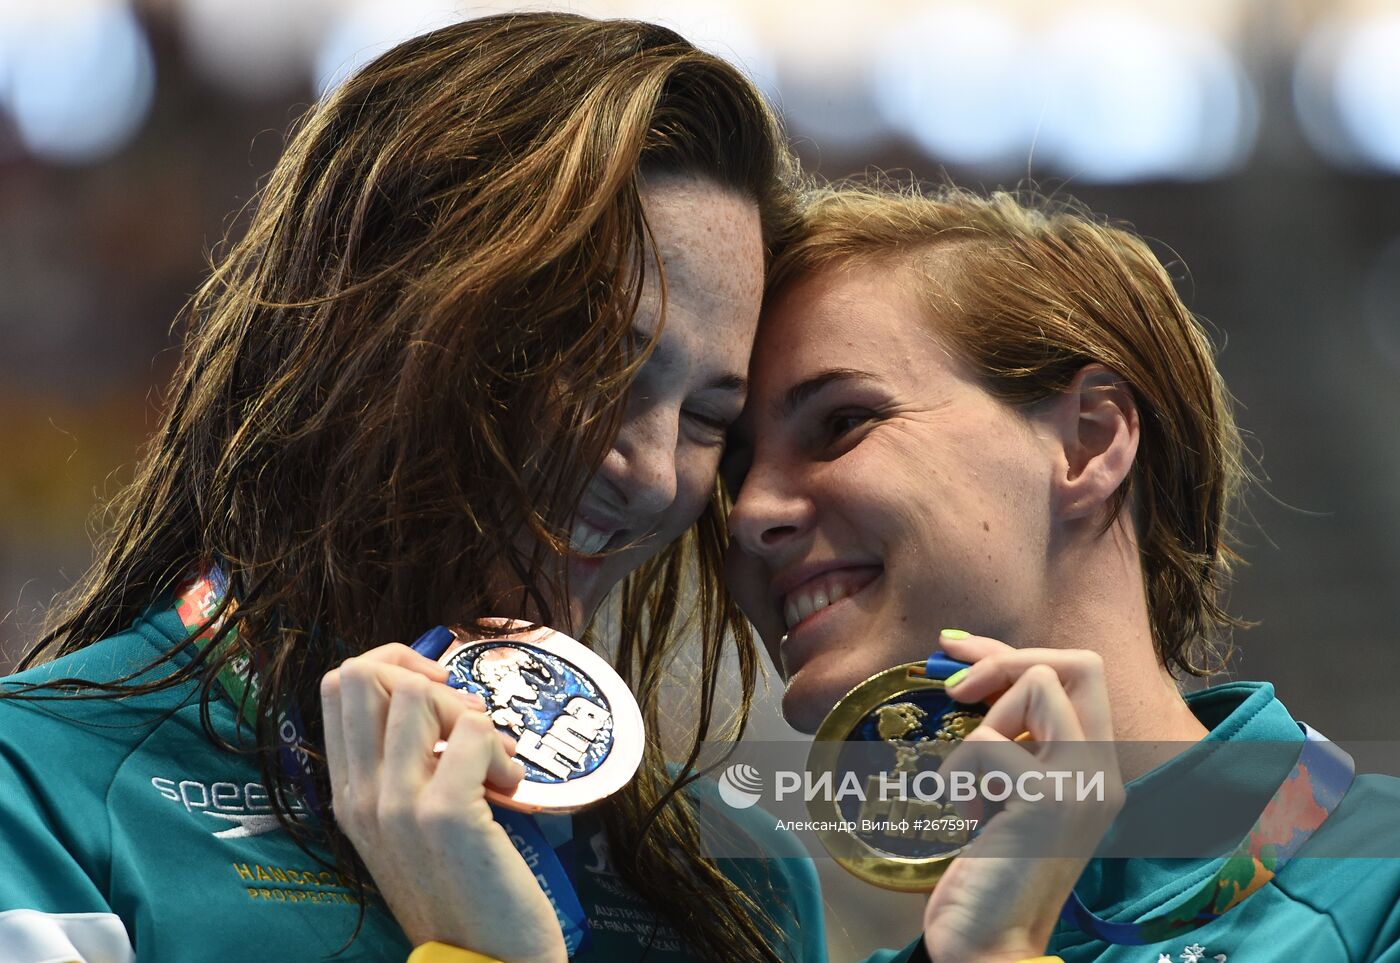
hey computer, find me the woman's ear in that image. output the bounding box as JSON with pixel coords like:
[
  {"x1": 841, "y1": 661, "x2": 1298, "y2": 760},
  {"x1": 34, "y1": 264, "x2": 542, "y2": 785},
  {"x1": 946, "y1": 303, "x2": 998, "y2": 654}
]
[{"x1": 1046, "y1": 363, "x2": 1140, "y2": 522}]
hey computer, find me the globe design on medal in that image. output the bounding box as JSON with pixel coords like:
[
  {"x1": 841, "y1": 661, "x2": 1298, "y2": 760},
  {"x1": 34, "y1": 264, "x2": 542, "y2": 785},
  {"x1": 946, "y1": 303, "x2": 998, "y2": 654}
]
[
  {"x1": 444, "y1": 641, "x2": 614, "y2": 783},
  {"x1": 835, "y1": 686, "x2": 984, "y2": 859}
]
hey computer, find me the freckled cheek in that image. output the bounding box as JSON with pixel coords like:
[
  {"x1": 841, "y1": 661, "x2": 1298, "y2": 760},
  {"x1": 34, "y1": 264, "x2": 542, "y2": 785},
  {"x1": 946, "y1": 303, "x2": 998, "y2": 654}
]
[
  {"x1": 978, "y1": 454, "x2": 1051, "y2": 550},
  {"x1": 843, "y1": 463, "x2": 982, "y2": 568}
]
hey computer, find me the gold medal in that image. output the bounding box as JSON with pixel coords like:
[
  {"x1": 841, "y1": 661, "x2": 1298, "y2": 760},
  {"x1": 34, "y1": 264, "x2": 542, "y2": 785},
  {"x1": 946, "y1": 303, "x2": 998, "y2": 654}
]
[
  {"x1": 807, "y1": 659, "x2": 988, "y2": 891},
  {"x1": 436, "y1": 620, "x2": 644, "y2": 814}
]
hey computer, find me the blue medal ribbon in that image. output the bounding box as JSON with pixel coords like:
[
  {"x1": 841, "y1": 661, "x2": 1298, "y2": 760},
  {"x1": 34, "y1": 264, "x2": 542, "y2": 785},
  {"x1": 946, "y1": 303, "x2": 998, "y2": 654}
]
[
  {"x1": 413, "y1": 625, "x2": 594, "y2": 957},
  {"x1": 491, "y1": 808, "x2": 592, "y2": 956},
  {"x1": 924, "y1": 653, "x2": 972, "y2": 681}
]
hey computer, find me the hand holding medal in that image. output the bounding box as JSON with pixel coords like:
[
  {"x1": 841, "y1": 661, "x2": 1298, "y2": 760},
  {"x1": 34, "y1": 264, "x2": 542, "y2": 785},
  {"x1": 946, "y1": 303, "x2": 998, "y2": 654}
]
[
  {"x1": 915, "y1": 630, "x2": 1124, "y2": 963},
  {"x1": 320, "y1": 641, "x2": 570, "y2": 963}
]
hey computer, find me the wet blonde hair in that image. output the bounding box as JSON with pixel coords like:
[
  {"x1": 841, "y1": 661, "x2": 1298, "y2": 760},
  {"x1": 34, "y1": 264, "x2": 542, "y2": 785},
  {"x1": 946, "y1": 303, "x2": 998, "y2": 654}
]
[{"x1": 770, "y1": 184, "x2": 1248, "y2": 676}]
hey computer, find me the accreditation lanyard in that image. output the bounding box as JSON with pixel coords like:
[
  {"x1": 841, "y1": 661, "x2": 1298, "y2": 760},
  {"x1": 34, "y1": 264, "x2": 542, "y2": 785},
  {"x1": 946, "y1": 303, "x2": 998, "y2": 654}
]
[
  {"x1": 493, "y1": 808, "x2": 591, "y2": 956},
  {"x1": 1059, "y1": 721, "x2": 1354, "y2": 945},
  {"x1": 410, "y1": 625, "x2": 593, "y2": 957},
  {"x1": 173, "y1": 568, "x2": 323, "y2": 818}
]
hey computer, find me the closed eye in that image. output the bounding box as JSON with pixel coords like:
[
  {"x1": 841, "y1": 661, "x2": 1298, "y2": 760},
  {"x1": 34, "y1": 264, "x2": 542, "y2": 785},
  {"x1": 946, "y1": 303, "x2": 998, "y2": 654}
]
[{"x1": 684, "y1": 408, "x2": 736, "y2": 446}]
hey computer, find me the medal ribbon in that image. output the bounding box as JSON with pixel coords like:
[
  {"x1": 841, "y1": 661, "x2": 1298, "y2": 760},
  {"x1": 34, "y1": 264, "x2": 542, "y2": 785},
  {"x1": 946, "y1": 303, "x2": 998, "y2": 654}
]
[
  {"x1": 412, "y1": 626, "x2": 592, "y2": 957},
  {"x1": 491, "y1": 808, "x2": 591, "y2": 956}
]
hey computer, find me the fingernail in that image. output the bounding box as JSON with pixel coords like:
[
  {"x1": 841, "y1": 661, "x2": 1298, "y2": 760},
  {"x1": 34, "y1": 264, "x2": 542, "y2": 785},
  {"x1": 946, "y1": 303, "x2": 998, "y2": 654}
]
[
  {"x1": 943, "y1": 668, "x2": 969, "y2": 689},
  {"x1": 940, "y1": 628, "x2": 970, "y2": 640},
  {"x1": 457, "y1": 688, "x2": 485, "y2": 706}
]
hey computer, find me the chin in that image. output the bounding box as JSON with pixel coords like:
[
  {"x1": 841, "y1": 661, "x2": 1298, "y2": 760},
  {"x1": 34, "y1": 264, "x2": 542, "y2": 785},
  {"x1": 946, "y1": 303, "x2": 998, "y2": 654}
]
[{"x1": 780, "y1": 667, "x2": 859, "y2": 735}]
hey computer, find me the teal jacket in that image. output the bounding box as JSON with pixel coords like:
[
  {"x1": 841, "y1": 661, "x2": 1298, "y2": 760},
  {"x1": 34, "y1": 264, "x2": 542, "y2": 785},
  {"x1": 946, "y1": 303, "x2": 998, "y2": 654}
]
[
  {"x1": 0, "y1": 605, "x2": 826, "y2": 962},
  {"x1": 872, "y1": 681, "x2": 1400, "y2": 962},
  {"x1": 7, "y1": 601, "x2": 1395, "y2": 962},
  {"x1": 1049, "y1": 681, "x2": 1400, "y2": 962},
  {"x1": 879, "y1": 677, "x2": 1400, "y2": 963}
]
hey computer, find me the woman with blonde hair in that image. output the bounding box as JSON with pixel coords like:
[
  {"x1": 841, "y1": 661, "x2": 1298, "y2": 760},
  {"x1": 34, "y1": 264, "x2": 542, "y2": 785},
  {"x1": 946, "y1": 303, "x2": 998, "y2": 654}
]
[
  {"x1": 726, "y1": 184, "x2": 1400, "y2": 961},
  {"x1": 0, "y1": 14, "x2": 822, "y2": 963}
]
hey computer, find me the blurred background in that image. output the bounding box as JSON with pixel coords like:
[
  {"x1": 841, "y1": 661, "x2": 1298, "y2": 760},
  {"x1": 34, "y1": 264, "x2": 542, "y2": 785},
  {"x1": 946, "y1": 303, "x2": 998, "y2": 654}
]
[{"x1": 1, "y1": 0, "x2": 1398, "y2": 957}]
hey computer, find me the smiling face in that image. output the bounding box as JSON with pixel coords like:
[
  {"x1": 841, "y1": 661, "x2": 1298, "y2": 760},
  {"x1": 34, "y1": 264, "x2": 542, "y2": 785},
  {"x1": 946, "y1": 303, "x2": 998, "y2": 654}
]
[
  {"x1": 545, "y1": 174, "x2": 765, "y2": 630},
  {"x1": 725, "y1": 259, "x2": 1064, "y2": 732}
]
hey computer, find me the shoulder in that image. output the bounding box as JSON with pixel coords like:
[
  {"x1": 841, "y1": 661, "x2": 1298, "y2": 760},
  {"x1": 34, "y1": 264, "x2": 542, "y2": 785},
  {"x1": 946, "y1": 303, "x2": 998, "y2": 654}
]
[
  {"x1": 1290, "y1": 770, "x2": 1400, "y2": 863},
  {"x1": 1271, "y1": 773, "x2": 1400, "y2": 960},
  {"x1": 6, "y1": 617, "x2": 172, "y2": 689},
  {"x1": 1239, "y1": 694, "x2": 1400, "y2": 957},
  {"x1": 0, "y1": 610, "x2": 204, "y2": 785},
  {"x1": 0, "y1": 618, "x2": 189, "y2": 921}
]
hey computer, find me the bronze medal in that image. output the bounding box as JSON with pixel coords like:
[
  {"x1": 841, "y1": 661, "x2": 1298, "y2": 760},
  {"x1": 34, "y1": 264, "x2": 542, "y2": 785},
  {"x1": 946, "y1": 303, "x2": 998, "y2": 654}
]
[{"x1": 437, "y1": 620, "x2": 644, "y2": 814}]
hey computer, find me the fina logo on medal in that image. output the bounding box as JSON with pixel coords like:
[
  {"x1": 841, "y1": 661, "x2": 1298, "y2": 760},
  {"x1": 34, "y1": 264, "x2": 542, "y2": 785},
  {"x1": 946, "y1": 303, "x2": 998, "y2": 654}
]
[
  {"x1": 446, "y1": 641, "x2": 614, "y2": 781},
  {"x1": 438, "y1": 622, "x2": 645, "y2": 814},
  {"x1": 717, "y1": 763, "x2": 764, "y2": 810}
]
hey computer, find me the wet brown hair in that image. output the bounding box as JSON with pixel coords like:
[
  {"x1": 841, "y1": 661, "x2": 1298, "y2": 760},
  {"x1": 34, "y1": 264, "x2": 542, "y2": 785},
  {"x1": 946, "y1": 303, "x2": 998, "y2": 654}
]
[
  {"x1": 769, "y1": 183, "x2": 1248, "y2": 677},
  {"x1": 16, "y1": 14, "x2": 798, "y2": 961}
]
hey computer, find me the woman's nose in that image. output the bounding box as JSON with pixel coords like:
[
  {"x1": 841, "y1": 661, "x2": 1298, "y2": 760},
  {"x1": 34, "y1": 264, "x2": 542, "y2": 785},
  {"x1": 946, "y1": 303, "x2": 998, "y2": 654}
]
[
  {"x1": 596, "y1": 403, "x2": 679, "y2": 516},
  {"x1": 727, "y1": 461, "x2": 813, "y2": 558}
]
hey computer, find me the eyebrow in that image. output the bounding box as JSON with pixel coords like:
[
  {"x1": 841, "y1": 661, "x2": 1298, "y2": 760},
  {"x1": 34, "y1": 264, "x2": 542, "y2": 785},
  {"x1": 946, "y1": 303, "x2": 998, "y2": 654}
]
[{"x1": 775, "y1": 368, "x2": 870, "y2": 419}]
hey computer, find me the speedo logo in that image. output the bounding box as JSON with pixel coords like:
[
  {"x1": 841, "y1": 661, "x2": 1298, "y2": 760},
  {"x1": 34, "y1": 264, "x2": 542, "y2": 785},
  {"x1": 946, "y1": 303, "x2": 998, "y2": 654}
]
[{"x1": 150, "y1": 776, "x2": 309, "y2": 839}]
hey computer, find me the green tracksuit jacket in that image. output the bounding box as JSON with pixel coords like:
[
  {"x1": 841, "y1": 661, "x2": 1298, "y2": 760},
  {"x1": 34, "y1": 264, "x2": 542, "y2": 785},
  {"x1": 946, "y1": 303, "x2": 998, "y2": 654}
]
[
  {"x1": 873, "y1": 681, "x2": 1400, "y2": 963},
  {"x1": 0, "y1": 604, "x2": 826, "y2": 962}
]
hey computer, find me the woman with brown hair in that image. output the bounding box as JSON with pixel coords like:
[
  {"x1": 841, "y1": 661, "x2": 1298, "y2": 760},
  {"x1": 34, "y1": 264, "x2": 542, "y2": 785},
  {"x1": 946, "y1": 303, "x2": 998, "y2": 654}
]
[
  {"x1": 725, "y1": 185, "x2": 1400, "y2": 961},
  {"x1": 0, "y1": 14, "x2": 817, "y2": 963}
]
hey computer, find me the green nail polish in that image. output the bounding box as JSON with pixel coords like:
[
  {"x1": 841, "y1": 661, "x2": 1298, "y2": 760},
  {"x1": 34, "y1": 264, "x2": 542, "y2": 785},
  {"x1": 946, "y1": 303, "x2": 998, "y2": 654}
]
[
  {"x1": 943, "y1": 668, "x2": 969, "y2": 688},
  {"x1": 941, "y1": 628, "x2": 970, "y2": 640}
]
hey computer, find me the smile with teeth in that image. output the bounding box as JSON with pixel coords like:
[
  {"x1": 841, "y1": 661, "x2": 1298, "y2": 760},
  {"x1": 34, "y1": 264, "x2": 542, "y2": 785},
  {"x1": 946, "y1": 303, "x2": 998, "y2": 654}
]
[
  {"x1": 569, "y1": 518, "x2": 616, "y2": 555},
  {"x1": 782, "y1": 568, "x2": 879, "y2": 630}
]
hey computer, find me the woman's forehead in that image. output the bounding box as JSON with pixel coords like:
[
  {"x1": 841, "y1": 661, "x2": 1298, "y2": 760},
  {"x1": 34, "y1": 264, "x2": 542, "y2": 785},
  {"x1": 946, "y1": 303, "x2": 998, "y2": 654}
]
[{"x1": 751, "y1": 266, "x2": 930, "y2": 385}]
